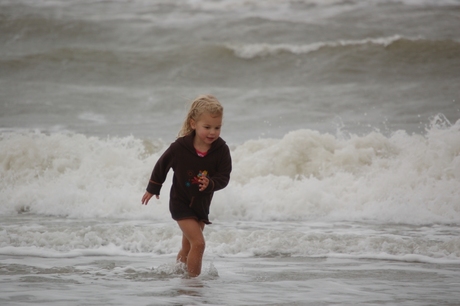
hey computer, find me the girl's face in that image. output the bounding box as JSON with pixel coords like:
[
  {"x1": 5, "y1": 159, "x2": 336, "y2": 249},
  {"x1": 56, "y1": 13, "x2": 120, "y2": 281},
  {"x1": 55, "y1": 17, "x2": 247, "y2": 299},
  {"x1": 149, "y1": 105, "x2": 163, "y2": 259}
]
[{"x1": 190, "y1": 112, "x2": 222, "y2": 148}]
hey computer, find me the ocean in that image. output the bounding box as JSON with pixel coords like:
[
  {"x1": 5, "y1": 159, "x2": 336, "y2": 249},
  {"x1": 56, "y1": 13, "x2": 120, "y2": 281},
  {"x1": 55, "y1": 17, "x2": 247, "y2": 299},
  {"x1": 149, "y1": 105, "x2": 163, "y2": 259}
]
[{"x1": 1, "y1": 0, "x2": 460, "y2": 305}]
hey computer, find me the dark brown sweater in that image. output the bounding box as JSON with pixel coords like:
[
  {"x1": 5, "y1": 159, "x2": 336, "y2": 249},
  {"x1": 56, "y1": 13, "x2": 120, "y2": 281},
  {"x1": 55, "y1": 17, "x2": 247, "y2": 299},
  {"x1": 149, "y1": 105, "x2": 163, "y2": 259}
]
[{"x1": 146, "y1": 132, "x2": 232, "y2": 224}]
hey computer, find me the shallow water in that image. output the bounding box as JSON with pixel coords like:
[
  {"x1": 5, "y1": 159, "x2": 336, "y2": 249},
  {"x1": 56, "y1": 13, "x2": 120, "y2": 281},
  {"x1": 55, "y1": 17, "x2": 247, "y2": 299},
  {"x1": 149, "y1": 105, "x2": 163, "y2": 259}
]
[
  {"x1": 2, "y1": 245, "x2": 460, "y2": 305},
  {"x1": 1, "y1": 216, "x2": 460, "y2": 305}
]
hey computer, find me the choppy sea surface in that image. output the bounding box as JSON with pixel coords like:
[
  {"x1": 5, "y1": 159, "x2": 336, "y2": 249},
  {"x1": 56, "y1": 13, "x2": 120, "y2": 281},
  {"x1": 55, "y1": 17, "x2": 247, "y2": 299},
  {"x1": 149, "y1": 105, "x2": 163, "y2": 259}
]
[{"x1": 1, "y1": 0, "x2": 460, "y2": 305}]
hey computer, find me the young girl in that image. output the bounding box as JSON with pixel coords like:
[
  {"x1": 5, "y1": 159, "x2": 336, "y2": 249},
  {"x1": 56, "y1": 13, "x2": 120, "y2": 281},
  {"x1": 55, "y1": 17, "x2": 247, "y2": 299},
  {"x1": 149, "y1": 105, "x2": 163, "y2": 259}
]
[{"x1": 141, "y1": 94, "x2": 232, "y2": 277}]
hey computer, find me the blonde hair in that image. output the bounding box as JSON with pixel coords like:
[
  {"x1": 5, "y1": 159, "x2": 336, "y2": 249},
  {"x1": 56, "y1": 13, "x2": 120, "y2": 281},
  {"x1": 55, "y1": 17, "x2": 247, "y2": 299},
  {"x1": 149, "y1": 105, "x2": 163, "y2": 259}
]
[{"x1": 178, "y1": 94, "x2": 223, "y2": 137}]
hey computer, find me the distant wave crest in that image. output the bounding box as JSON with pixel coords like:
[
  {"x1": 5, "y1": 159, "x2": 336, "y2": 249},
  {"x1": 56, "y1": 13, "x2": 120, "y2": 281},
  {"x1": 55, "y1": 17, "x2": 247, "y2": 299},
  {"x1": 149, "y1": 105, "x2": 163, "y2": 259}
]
[{"x1": 227, "y1": 35, "x2": 417, "y2": 59}]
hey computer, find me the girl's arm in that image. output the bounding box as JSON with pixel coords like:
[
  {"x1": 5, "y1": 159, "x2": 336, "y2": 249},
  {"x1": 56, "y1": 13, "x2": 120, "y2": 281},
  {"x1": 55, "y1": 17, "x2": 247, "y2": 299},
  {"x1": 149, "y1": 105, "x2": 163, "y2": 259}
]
[{"x1": 145, "y1": 145, "x2": 175, "y2": 196}]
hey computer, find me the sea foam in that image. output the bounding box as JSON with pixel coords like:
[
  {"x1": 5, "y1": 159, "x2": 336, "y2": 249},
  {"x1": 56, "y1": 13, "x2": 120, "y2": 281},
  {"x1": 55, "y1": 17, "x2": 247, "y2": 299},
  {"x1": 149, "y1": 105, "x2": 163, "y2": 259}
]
[
  {"x1": 1, "y1": 116, "x2": 459, "y2": 224},
  {"x1": 226, "y1": 35, "x2": 406, "y2": 59}
]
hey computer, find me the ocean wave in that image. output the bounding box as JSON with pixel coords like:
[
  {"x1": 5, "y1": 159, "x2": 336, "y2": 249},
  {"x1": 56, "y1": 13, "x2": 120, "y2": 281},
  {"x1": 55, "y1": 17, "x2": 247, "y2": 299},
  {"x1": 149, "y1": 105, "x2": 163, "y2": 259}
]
[
  {"x1": 1, "y1": 220, "x2": 459, "y2": 261},
  {"x1": 184, "y1": 0, "x2": 460, "y2": 10},
  {"x1": 3, "y1": 36, "x2": 458, "y2": 87},
  {"x1": 1, "y1": 115, "x2": 459, "y2": 224},
  {"x1": 4, "y1": 0, "x2": 459, "y2": 9},
  {"x1": 216, "y1": 115, "x2": 460, "y2": 224},
  {"x1": 226, "y1": 36, "x2": 460, "y2": 59},
  {"x1": 0, "y1": 131, "x2": 168, "y2": 218}
]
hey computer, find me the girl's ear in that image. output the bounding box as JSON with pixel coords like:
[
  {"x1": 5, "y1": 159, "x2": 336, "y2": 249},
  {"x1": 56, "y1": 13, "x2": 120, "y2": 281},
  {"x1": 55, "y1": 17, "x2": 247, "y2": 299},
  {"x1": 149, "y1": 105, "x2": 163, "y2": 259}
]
[{"x1": 190, "y1": 119, "x2": 196, "y2": 130}]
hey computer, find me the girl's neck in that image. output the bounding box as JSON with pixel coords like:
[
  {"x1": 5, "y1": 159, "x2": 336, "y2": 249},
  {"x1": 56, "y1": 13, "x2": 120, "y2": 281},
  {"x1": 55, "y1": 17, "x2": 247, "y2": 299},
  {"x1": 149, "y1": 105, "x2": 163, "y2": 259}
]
[{"x1": 193, "y1": 137, "x2": 211, "y2": 152}]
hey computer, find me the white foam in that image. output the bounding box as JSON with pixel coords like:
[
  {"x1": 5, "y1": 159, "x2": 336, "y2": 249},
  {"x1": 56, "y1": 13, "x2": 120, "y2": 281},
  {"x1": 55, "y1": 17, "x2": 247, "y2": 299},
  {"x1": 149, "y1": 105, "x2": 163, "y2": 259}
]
[
  {"x1": 212, "y1": 115, "x2": 460, "y2": 224},
  {"x1": 0, "y1": 130, "x2": 170, "y2": 219},
  {"x1": 184, "y1": 0, "x2": 459, "y2": 12},
  {"x1": 1, "y1": 115, "x2": 459, "y2": 224},
  {"x1": 227, "y1": 35, "x2": 406, "y2": 59},
  {"x1": 1, "y1": 219, "x2": 459, "y2": 261},
  {"x1": 317, "y1": 253, "x2": 460, "y2": 265}
]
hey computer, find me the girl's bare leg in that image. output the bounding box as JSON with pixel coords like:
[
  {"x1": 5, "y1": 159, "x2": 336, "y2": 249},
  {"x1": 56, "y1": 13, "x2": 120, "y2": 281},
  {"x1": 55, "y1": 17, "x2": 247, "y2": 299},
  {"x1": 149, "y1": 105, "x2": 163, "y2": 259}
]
[
  {"x1": 176, "y1": 234, "x2": 191, "y2": 265},
  {"x1": 176, "y1": 219, "x2": 205, "y2": 277}
]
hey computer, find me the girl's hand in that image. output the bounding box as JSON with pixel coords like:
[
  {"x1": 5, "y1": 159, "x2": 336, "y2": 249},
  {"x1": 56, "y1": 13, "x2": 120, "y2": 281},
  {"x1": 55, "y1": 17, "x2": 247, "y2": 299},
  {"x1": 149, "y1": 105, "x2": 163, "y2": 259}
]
[
  {"x1": 198, "y1": 176, "x2": 209, "y2": 192},
  {"x1": 141, "y1": 191, "x2": 159, "y2": 205}
]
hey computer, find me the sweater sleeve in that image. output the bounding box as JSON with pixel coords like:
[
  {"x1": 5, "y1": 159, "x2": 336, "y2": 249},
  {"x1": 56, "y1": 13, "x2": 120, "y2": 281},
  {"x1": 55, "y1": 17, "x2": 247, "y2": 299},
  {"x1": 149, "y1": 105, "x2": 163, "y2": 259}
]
[
  {"x1": 146, "y1": 145, "x2": 175, "y2": 195},
  {"x1": 205, "y1": 144, "x2": 232, "y2": 193}
]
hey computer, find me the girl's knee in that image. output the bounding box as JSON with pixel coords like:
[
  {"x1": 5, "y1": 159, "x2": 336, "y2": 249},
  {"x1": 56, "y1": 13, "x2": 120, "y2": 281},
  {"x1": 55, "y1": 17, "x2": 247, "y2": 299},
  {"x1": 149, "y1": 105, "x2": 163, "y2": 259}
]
[
  {"x1": 189, "y1": 237, "x2": 205, "y2": 251},
  {"x1": 195, "y1": 239, "x2": 205, "y2": 251}
]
